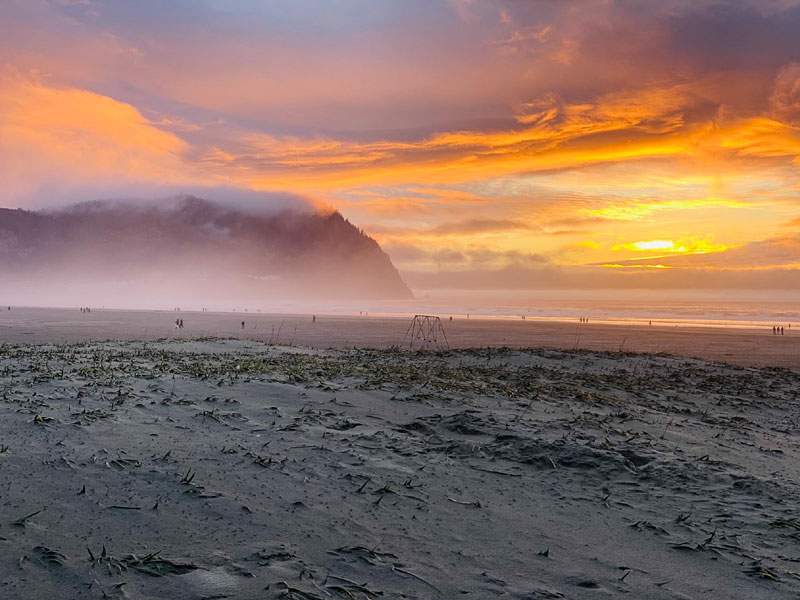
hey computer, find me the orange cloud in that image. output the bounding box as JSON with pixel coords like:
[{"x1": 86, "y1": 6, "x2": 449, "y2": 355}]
[
  {"x1": 195, "y1": 84, "x2": 800, "y2": 195},
  {"x1": 5, "y1": 67, "x2": 799, "y2": 222},
  {"x1": 0, "y1": 69, "x2": 193, "y2": 200},
  {"x1": 585, "y1": 197, "x2": 754, "y2": 221}
]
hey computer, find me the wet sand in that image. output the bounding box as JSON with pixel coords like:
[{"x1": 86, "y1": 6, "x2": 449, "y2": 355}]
[
  {"x1": 2, "y1": 339, "x2": 800, "y2": 599},
  {"x1": 1, "y1": 306, "x2": 798, "y2": 369}
]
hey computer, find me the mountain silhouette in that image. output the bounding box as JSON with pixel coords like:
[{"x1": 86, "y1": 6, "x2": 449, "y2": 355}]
[{"x1": 0, "y1": 196, "x2": 412, "y2": 306}]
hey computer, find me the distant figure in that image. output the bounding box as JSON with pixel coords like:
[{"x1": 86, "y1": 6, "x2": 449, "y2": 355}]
[
  {"x1": 175, "y1": 318, "x2": 180, "y2": 329},
  {"x1": 449, "y1": 316, "x2": 453, "y2": 322},
  {"x1": 781, "y1": 327, "x2": 785, "y2": 335},
  {"x1": 179, "y1": 319, "x2": 184, "y2": 329},
  {"x1": 241, "y1": 320, "x2": 245, "y2": 329},
  {"x1": 649, "y1": 320, "x2": 652, "y2": 326},
  {"x1": 312, "y1": 315, "x2": 316, "y2": 323},
  {"x1": 773, "y1": 326, "x2": 777, "y2": 335}
]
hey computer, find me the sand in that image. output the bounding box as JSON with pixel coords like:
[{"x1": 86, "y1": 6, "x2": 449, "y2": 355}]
[
  {"x1": 1, "y1": 306, "x2": 799, "y2": 369},
  {"x1": 2, "y1": 338, "x2": 800, "y2": 599}
]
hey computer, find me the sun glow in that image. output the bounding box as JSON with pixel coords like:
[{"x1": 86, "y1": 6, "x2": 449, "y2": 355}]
[{"x1": 612, "y1": 239, "x2": 730, "y2": 254}]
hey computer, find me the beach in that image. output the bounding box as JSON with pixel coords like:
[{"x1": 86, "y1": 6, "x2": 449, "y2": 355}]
[
  {"x1": 1, "y1": 335, "x2": 800, "y2": 599},
  {"x1": 1, "y1": 306, "x2": 799, "y2": 369}
]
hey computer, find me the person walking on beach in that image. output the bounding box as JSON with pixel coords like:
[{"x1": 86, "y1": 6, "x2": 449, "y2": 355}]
[
  {"x1": 241, "y1": 320, "x2": 245, "y2": 329},
  {"x1": 312, "y1": 315, "x2": 316, "y2": 323},
  {"x1": 781, "y1": 327, "x2": 785, "y2": 335},
  {"x1": 179, "y1": 319, "x2": 184, "y2": 329}
]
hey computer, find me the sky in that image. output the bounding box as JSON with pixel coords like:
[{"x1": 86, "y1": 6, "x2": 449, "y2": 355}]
[{"x1": 2, "y1": 0, "x2": 800, "y2": 294}]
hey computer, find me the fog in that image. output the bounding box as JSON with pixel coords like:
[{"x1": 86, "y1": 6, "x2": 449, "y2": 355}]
[{"x1": 0, "y1": 195, "x2": 411, "y2": 309}]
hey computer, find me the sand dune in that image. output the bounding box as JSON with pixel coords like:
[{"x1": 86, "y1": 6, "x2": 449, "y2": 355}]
[{"x1": 2, "y1": 339, "x2": 799, "y2": 598}]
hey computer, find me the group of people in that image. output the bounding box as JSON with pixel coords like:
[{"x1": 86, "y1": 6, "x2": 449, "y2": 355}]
[
  {"x1": 175, "y1": 318, "x2": 184, "y2": 329},
  {"x1": 772, "y1": 325, "x2": 788, "y2": 335},
  {"x1": 80, "y1": 307, "x2": 91, "y2": 313}
]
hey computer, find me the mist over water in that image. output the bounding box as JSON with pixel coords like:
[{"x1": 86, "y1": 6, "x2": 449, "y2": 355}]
[
  {"x1": 409, "y1": 297, "x2": 800, "y2": 329},
  {"x1": 266, "y1": 291, "x2": 800, "y2": 330}
]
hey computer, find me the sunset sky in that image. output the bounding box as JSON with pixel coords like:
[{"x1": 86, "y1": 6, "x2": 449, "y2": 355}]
[{"x1": 2, "y1": 0, "x2": 800, "y2": 293}]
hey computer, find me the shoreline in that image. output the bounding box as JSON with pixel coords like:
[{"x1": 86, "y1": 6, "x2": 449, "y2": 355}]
[
  {"x1": 3, "y1": 302, "x2": 799, "y2": 330},
  {"x1": 1, "y1": 306, "x2": 798, "y2": 370}
]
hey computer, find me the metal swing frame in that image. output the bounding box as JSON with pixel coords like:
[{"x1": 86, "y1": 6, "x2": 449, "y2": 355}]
[{"x1": 400, "y1": 314, "x2": 450, "y2": 350}]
